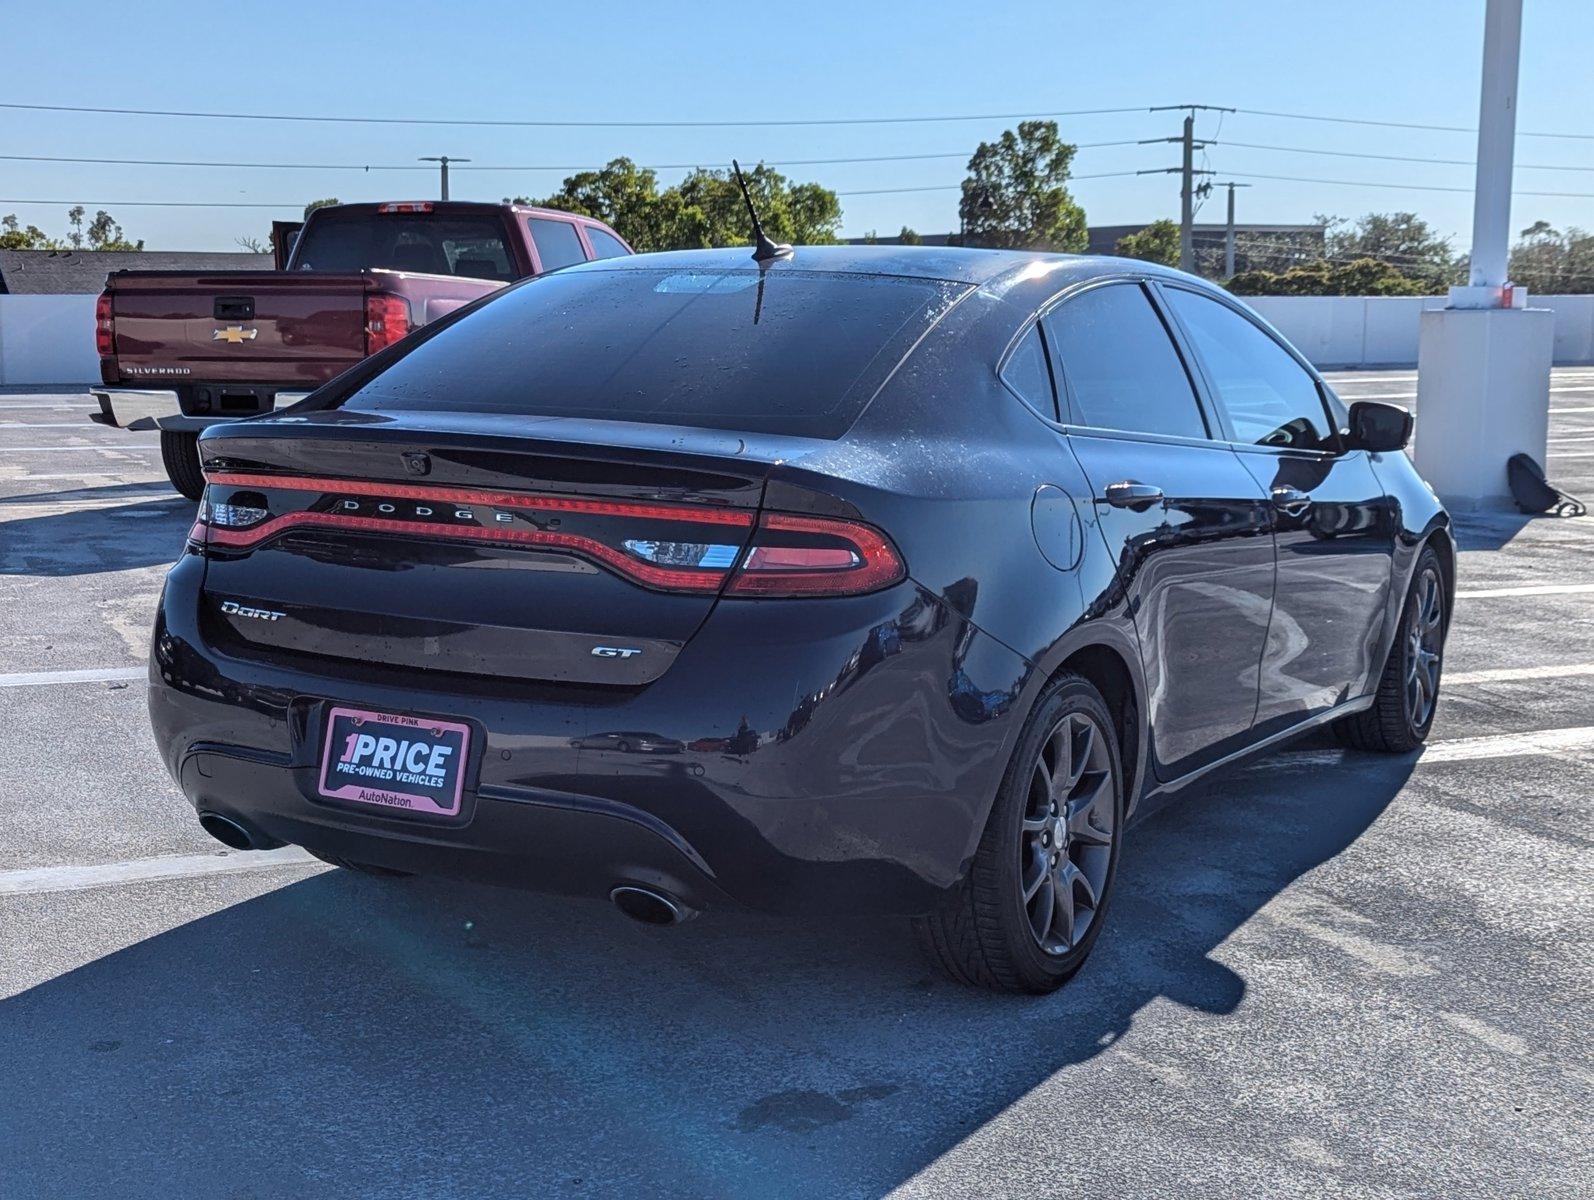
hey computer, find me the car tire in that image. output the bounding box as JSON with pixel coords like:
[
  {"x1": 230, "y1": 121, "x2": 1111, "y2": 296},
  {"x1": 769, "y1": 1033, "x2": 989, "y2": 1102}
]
[
  {"x1": 306, "y1": 849, "x2": 414, "y2": 878},
  {"x1": 913, "y1": 672, "x2": 1125, "y2": 994},
  {"x1": 160, "y1": 430, "x2": 205, "y2": 500},
  {"x1": 1333, "y1": 545, "x2": 1447, "y2": 753}
]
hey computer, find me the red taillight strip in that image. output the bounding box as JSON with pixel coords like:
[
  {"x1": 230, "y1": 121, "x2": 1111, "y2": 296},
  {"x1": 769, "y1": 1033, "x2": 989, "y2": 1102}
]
[
  {"x1": 203, "y1": 472, "x2": 755, "y2": 527},
  {"x1": 726, "y1": 513, "x2": 904, "y2": 597},
  {"x1": 202, "y1": 511, "x2": 726, "y2": 591}
]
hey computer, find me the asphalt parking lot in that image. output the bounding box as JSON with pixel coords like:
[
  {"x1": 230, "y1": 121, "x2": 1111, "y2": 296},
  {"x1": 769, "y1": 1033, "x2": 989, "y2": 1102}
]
[{"x1": 2, "y1": 372, "x2": 1591, "y2": 1199}]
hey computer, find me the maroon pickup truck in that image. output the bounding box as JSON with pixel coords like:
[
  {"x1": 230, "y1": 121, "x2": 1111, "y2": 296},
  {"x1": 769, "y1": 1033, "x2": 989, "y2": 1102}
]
[{"x1": 92, "y1": 200, "x2": 631, "y2": 496}]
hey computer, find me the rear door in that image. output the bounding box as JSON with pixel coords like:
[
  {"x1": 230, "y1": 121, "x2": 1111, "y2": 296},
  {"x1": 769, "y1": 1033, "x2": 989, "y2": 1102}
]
[
  {"x1": 1042, "y1": 280, "x2": 1275, "y2": 780},
  {"x1": 525, "y1": 216, "x2": 590, "y2": 274},
  {"x1": 1159, "y1": 284, "x2": 1395, "y2": 735}
]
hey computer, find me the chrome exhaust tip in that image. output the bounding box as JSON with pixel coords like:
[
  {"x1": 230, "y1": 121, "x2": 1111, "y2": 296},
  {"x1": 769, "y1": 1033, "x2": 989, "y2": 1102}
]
[{"x1": 610, "y1": 885, "x2": 696, "y2": 926}]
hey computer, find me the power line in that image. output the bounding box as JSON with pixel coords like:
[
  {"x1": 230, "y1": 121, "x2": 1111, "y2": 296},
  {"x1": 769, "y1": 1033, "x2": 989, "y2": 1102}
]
[
  {"x1": 1220, "y1": 170, "x2": 1594, "y2": 198},
  {"x1": 837, "y1": 169, "x2": 1142, "y2": 197},
  {"x1": 1232, "y1": 106, "x2": 1594, "y2": 142},
  {"x1": 0, "y1": 100, "x2": 1151, "y2": 129},
  {"x1": 1216, "y1": 140, "x2": 1594, "y2": 173},
  {"x1": 0, "y1": 141, "x2": 1146, "y2": 174}
]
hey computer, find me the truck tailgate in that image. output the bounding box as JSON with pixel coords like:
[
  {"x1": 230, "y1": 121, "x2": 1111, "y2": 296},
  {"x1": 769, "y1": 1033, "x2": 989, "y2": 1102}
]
[{"x1": 105, "y1": 271, "x2": 373, "y2": 387}]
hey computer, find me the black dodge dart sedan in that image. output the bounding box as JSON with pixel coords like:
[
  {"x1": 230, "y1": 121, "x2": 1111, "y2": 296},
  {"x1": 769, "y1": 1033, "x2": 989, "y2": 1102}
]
[{"x1": 151, "y1": 245, "x2": 1451, "y2": 993}]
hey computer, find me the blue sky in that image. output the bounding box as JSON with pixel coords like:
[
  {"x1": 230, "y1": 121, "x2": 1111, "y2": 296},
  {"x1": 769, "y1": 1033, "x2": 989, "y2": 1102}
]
[{"x1": 2, "y1": 0, "x2": 1591, "y2": 252}]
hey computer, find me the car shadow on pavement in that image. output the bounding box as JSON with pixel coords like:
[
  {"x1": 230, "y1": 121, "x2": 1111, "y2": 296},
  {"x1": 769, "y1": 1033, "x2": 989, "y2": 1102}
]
[
  {"x1": 0, "y1": 499, "x2": 192, "y2": 576},
  {"x1": 0, "y1": 754, "x2": 1415, "y2": 1199},
  {"x1": 0, "y1": 481, "x2": 179, "y2": 508}
]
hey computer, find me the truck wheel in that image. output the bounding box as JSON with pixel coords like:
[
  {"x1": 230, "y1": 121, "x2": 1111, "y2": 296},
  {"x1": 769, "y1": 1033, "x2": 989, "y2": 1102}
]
[
  {"x1": 913, "y1": 672, "x2": 1124, "y2": 993},
  {"x1": 159, "y1": 430, "x2": 205, "y2": 500}
]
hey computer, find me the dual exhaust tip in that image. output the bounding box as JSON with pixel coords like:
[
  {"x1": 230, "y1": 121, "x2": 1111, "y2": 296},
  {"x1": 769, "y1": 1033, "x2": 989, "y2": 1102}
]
[{"x1": 199, "y1": 812, "x2": 696, "y2": 926}]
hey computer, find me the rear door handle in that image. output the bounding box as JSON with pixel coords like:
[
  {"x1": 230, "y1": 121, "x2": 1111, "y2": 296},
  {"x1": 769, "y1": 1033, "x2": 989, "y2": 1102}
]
[
  {"x1": 1271, "y1": 485, "x2": 1311, "y2": 515},
  {"x1": 1104, "y1": 481, "x2": 1165, "y2": 511}
]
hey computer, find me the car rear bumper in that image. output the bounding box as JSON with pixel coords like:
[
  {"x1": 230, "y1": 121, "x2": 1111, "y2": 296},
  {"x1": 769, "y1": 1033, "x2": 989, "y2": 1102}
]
[{"x1": 149, "y1": 555, "x2": 1034, "y2": 916}]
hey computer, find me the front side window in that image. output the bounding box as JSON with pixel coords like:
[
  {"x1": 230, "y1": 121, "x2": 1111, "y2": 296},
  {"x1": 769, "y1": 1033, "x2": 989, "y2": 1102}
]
[
  {"x1": 1166, "y1": 288, "x2": 1336, "y2": 451},
  {"x1": 528, "y1": 218, "x2": 588, "y2": 272},
  {"x1": 1043, "y1": 283, "x2": 1208, "y2": 440},
  {"x1": 1001, "y1": 324, "x2": 1056, "y2": 420}
]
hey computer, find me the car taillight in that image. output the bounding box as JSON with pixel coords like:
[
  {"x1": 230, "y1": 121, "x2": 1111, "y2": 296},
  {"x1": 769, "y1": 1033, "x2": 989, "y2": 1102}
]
[
  {"x1": 726, "y1": 513, "x2": 904, "y2": 597},
  {"x1": 365, "y1": 293, "x2": 411, "y2": 354},
  {"x1": 194, "y1": 472, "x2": 905, "y2": 598},
  {"x1": 95, "y1": 291, "x2": 114, "y2": 357}
]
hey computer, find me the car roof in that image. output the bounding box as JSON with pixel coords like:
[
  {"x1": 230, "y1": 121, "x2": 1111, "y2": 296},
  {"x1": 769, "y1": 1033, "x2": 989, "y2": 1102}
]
[
  {"x1": 557, "y1": 244, "x2": 1179, "y2": 288},
  {"x1": 313, "y1": 200, "x2": 605, "y2": 224}
]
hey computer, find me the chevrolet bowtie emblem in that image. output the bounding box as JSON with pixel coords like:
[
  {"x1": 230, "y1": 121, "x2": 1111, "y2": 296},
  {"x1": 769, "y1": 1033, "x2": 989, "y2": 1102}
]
[{"x1": 212, "y1": 325, "x2": 259, "y2": 344}]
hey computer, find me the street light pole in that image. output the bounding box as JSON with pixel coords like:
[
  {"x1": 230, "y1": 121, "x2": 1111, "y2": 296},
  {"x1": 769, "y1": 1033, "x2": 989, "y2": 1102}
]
[
  {"x1": 1212, "y1": 181, "x2": 1252, "y2": 278},
  {"x1": 418, "y1": 155, "x2": 471, "y2": 202}
]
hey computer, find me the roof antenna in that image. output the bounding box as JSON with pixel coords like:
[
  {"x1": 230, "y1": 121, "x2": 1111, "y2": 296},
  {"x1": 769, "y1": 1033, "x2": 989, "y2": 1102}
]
[{"x1": 732, "y1": 160, "x2": 792, "y2": 263}]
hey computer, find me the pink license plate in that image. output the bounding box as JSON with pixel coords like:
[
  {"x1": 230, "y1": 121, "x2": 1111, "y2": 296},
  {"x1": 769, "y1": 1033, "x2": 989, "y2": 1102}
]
[{"x1": 318, "y1": 706, "x2": 471, "y2": 817}]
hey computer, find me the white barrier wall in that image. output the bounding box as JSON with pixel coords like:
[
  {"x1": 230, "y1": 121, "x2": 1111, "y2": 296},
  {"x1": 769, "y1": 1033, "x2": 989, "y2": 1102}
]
[
  {"x1": 1247, "y1": 294, "x2": 1594, "y2": 368},
  {"x1": 0, "y1": 291, "x2": 1591, "y2": 384},
  {"x1": 0, "y1": 294, "x2": 101, "y2": 385}
]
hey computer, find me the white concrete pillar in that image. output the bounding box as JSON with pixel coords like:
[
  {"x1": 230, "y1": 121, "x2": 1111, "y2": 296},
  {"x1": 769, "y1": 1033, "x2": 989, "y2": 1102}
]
[{"x1": 1415, "y1": 0, "x2": 1553, "y2": 510}]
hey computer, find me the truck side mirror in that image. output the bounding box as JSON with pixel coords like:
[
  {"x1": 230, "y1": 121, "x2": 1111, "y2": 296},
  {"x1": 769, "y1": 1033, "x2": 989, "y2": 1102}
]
[{"x1": 1346, "y1": 400, "x2": 1413, "y2": 453}]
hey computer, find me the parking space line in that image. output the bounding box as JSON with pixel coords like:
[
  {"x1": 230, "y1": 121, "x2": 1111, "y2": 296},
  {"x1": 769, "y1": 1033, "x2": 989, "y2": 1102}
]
[
  {"x1": 0, "y1": 847, "x2": 320, "y2": 898},
  {"x1": 0, "y1": 444, "x2": 160, "y2": 453},
  {"x1": 1457, "y1": 583, "x2": 1594, "y2": 599},
  {"x1": 1444, "y1": 663, "x2": 1594, "y2": 685},
  {"x1": 0, "y1": 422, "x2": 116, "y2": 429},
  {"x1": 0, "y1": 667, "x2": 145, "y2": 688},
  {"x1": 1266, "y1": 724, "x2": 1594, "y2": 770}
]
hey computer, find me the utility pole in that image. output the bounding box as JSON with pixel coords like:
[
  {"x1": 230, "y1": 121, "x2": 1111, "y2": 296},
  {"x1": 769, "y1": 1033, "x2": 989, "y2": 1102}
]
[
  {"x1": 1210, "y1": 181, "x2": 1252, "y2": 278},
  {"x1": 1139, "y1": 104, "x2": 1233, "y2": 273},
  {"x1": 418, "y1": 155, "x2": 470, "y2": 201}
]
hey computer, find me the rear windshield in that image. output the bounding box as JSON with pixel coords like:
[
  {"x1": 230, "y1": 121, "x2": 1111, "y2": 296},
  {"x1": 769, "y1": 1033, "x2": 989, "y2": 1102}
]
[
  {"x1": 335, "y1": 267, "x2": 967, "y2": 438},
  {"x1": 292, "y1": 209, "x2": 518, "y2": 281}
]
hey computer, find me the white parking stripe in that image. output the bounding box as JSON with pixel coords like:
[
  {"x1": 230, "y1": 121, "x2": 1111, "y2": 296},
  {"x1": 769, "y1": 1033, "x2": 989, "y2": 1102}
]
[
  {"x1": 1266, "y1": 725, "x2": 1594, "y2": 770},
  {"x1": 0, "y1": 444, "x2": 159, "y2": 452},
  {"x1": 0, "y1": 847, "x2": 319, "y2": 897},
  {"x1": 0, "y1": 422, "x2": 115, "y2": 429},
  {"x1": 1445, "y1": 663, "x2": 1594, "y2": 685},
  {"x1": 0, "y1": 667, "x2": 145, "y2": 688},
  {"x1": 1457, "y1": 583, "x2": 1594, "y2": 599}
]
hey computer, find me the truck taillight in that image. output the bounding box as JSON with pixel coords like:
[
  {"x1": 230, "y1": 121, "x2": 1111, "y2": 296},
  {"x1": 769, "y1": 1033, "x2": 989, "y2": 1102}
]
[
  {"x1": 95, "y1": 291, "x2": 114, "y2": 357},
  {"x1": 365, "y1": 293, "x2": 411, "y2": 354},
  {"x1": 378, "y1": 202, "x2": 434, "y2": 214}
]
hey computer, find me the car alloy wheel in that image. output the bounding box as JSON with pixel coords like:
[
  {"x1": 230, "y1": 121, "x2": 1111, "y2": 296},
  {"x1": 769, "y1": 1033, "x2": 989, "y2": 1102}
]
[
  {"x1": 1020, "y1": 710, "x2": 1116, "y2": 955},
  {"x1": 1404, "y1": 565, "x2": 1444, "y2": 730}
]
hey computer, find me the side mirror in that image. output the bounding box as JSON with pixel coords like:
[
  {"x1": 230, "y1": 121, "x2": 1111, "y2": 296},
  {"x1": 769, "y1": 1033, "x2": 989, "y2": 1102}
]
[{"x1": 1346, "y1": 400, "x2": 1412, "y2": 453}]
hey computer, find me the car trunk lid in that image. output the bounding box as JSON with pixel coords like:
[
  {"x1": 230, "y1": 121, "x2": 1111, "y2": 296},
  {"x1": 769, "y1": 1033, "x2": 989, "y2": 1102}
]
[{"x1": 192, "y1": 410, "x2": 802, "y2": 686}]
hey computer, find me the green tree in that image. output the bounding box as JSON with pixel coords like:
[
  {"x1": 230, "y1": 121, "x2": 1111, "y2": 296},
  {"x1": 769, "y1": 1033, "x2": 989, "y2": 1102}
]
[
  {"x1": 897, "y1": 226, "x2": 923, "y2": 246},
  {"x1": 1510, "y1": 220, "x2": 1594, "y2": 293},
  {"x1": 520, "y1": 158, "x2": 841, "y2": 252},
  {"x1": 1114, "y1": 219, "x2": 1180, "y2": 267},
  {"x1": 0, "y1": 209, "x2": 142, "y2": 251},
  {"x1": 958, "y1": 120, "x2": 1087, "y2": 251},
  {"x1": 303, "y1": 197, "x2": 340, "y2": 219},
  {"x1": 1321, "y1": 211, "x2": 1459, "y2": 288},
  {"x1": 1226, "y1": 257, "x2": 1427, "y2": 297}
]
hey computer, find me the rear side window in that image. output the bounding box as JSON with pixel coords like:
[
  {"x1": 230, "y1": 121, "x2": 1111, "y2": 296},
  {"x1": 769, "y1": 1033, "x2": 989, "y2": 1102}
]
[
  {"x1": 1002, "y1": 325, "x2": 1057, "y2": 420},
  {"x1": 337, "y1": 267, "x2": 968, "y2": 439},
  {"x1": 1044, "y1": 282, "x2": 1208, "y2": 440},
  {"x1": 1165, "y1": 287, "x2": 1336, "y2": 451},
  {"x1": 585, "y1": 227, "x2": 630, "y2": 260},
  {"x1": 291, "y1": 209, "x2": 517, "y2": 281},
  {"x1": 528, "y1": 218, "x2": 587, "y2": 272}
]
